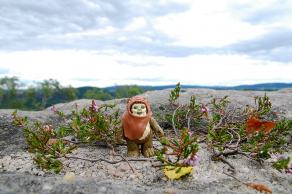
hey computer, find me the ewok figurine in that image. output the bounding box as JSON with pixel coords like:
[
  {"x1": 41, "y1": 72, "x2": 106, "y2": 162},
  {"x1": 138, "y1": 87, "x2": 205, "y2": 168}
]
[{"x1": 122, "y1": 96, "x2": 164, "y2": 157}]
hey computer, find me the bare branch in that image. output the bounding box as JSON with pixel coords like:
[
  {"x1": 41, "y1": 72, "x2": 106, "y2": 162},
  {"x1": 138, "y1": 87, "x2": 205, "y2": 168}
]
[{"x1": 172, "y1": 105, "x2": 182, "y2": 136}]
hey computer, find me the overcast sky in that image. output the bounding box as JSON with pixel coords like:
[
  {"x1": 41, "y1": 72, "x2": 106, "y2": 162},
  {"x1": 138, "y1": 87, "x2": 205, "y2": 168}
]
[{"x1": 0, "y1": 0, "x2": 292, "y2": 87}]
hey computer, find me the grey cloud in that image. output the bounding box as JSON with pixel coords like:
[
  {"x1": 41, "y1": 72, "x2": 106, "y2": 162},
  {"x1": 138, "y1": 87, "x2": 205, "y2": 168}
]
[
  {"x1": 1, "y1": 0, "x2": 292, "y2": 63},
  {"x1": 0, "y1": 13, "x2": 211, "y2": 58},
  {"x1": 224, "y1": 29, "x2": 292, "y2": 62},
  {"x1": 117, "y1": 61, "x2": 163, "y2": 67},
  {"x1": 129, "y1": 77, "x2": 178, "y2": 83},
  {"x1": 0, "y1": 0, "x2": 188, "y2": 50},
  {"x1": 73, "y1": 78, "x2": 101, "y2": 82},
  {"x1": 230, "y1": 0, "x2": 292, "y2": 24},
  {"x1": 0, "y1": 68, "x2": 9, "y2": 74}
]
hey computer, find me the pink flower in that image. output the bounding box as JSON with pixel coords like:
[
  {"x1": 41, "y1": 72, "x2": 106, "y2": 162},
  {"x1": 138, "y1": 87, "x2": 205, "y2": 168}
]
[
  {"x1": 286, "y1": 165, "x2": 292, "y2": 174},
  {"x1": 47, "y1": 138, "x2": 57, "y2": 145},
  {"x1": 51, "y1": 106, "x2": 57, "y2": 113},
  {"x1": 43, "y1": 125, "x2": 53, "y2": 133},
  {"x1": 182, "y1": 155, "x2": 200, "y2": 166},
  {"x1": 201, "y1": 106, "x2": 209, "y2": 116},
  {"x1": 271, "y1": 153, "x2": 288, "y2": 160},
  {"x1": 89, "y1": 100, "x2": 98, "y2": 112}
]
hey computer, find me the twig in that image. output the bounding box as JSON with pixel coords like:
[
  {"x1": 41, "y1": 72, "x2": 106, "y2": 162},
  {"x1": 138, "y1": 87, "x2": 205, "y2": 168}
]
[
  {"x1": 114, "y1": 154, "x2": 135, "y2": 173},
  {"x1": 212, "y1": 148, "x2": 237, "y2": 174},
  {"x1": 186, "y1": 109, "x2": 191, "y2": 130},
  {"x1": 227, "y1": 131, "x2": 234, "y2": 145},
  {"x1": 172, "y1": 105, "x2": 182, "y2": 136},
  {"x1": 223, "y1": 171, "x2": 244, "y2": 184},
  {"x1": 212, "y1": 114, "x2": 227, "y2": 131},
  {"x1": 230, "y1": 128, "x2": 241, "y2": 148},
  {"x1": 218, "y1": 156, "x2": 236, "y2": 174},
  {"x1": 65, "y1": 155, "x2": 157, "y2": 164},
  {"x1": 214, "y1": 149, "x2": 238, "y2": 157},
  {"x1": 65, "y1": 155, "x2": 123, "y2": 164}
]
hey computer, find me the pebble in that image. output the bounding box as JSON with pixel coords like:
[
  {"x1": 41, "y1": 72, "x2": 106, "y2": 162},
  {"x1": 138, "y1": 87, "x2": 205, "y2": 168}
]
[
  {"x1": 98, "y1": 186, "x2": 107, "y2": 193},
  {"x1": 63, "y1": 172, "x2": 76, "y2": 183},
  {"x1": 128, "y1": 174, "x2": 138, "y2": 181},
  {"x1": 42, "y1": 183, "x2": 53, "y2": 191},
  {"x1": 118, "y1": 163, "x2": 131, "y2": 172},
  {"x1": 31, "y1": 168, "x2": 38, "y2": 174},
  {"x1": 38, "y1": 171, "x2": 45, "y2": 176},
  {"x1": 106, "y1": 165, "x2": 116, "y2": 175}
]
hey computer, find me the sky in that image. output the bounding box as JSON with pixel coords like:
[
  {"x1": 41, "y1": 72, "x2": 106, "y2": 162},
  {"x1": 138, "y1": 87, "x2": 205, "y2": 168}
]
[{"x1": 0, "y1": 0, "x2": 292, "y2": 87}]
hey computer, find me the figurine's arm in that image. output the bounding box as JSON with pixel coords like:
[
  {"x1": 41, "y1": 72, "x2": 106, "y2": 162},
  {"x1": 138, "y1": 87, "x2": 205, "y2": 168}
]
[{"x1": 150, "y1": 117, "x2": 164, "y2": 137}]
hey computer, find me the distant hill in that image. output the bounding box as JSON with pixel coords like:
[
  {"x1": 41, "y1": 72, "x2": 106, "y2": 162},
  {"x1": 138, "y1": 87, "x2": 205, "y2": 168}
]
[
  {"x1": 1, "y1": 81, "x2": 291, "y2": 110},
  {"x1": 99, "y1": 82, "x2": 292, "y2": 93}
]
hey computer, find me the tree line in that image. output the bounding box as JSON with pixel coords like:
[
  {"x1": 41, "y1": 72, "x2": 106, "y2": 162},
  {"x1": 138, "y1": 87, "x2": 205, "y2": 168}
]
[{"x1": 0, "y1": 77, "x2": 145, "y2": 110}]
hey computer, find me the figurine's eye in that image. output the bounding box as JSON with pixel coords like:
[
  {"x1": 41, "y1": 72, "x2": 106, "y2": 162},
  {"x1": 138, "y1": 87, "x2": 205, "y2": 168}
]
[
  {"x1": 141, "y1": 105, "x2": 145, "y2": 109},
  {"x1": 133, "y1": 106, "x2": 137, "y2": 109}
]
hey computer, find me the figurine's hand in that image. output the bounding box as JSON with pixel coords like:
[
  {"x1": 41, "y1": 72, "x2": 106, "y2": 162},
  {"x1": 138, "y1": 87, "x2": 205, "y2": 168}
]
[
  {"x1": 150, "y1": 117, "x2": 164, "y2": 137},
  {"x1": 158, "y1": 128, "x2": 164, "y2": 137}
]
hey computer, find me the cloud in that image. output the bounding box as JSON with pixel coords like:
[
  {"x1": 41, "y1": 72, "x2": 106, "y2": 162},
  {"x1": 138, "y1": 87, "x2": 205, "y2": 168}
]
[
  {"x1": 1, "y1": 0, "x2": 292, "y2": 87},
  {"x1": 0, "y1": 0, "x2": 188, "y2": 51},
  {"x1": 224, "y1": 29, "x2": 292, "y2": 62},
  {"x1": 1, "y1": 0, "x2": 292, "y2": 61},
  {"x1": 229, "y1": 0, "x2": 292, "y2": 25},
  {"x1": 1, "y1": 50, "x2": 292, "y2": 87},
  {"x1": 0, "y1": 67, "x2": 9, "y2": 75}
]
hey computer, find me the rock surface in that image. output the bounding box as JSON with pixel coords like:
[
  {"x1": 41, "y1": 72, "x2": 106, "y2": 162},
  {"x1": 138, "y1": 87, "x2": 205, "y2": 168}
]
[{"x1": 0, "y1": 88, "x2": 292, "y2": 194}]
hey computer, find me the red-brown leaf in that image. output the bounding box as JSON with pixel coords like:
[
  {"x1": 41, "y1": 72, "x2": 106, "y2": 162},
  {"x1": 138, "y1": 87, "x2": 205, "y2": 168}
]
[
  {"x1": 246, "y1": 183, "x2": 273, "y2": 194},
  {"x1": 245, "y1": 117, "x2": 276, "y2": 135}
]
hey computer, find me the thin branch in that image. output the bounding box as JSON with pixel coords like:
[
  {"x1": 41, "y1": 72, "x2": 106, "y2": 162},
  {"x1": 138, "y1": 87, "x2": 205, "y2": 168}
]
[
  {"x1": 223, "y1": 171, "x2": 244, "y2": 184},
  {"x1": 227, "y1": 131, "x2": 234, "y2": 145},
  {"x1": 185, "y1": 109, "x2": 191, "y2": 130},
  {"x1": 230, "y1": 128, "x2": 241, "y2": 148},
  {"x1": 215, "y1": 155, "x2": 236, "y2": 174},
  {"x1": 65, "y1": 155, "x2": 157, "y2": 164},
  {"x1": 114, "y1": 154, "x2": 135, "y2": 173},
  {"x1": 212, "y1": 114, "x2": 227, "y2": 131},
  {"x1": 65, "y1": 155, "x2": 123, "y2": 164},
  {"x1": 172, "y1": 105, "x2": 182, "y2": 136}
]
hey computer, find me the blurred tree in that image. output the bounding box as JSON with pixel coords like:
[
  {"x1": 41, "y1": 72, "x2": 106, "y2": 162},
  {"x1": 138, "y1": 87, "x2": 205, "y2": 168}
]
[
  {"x1": 0, "y1": 76, "x2": 20, "y2": 97},
  {"x1": 0, "y1": 76, "x2": 22, "y2": 108},
  {"x1": 115, "y1": 85, "x2": 144, "y2": 98},
  {"x1": 25, "y1": 87, "x2": 40, "y2": 110},
  {"x1": 38, "y1": 79, "x2": 60, "y2": 109},
  {"x1": 84, "y1": 88, "x2": 112, "y2": 101},
  {"x1": 0, "y1": 88, "x2": 3, "y2": 103},
  {"x1": 61, "y1": 86, "x2": 78, "y2": 101}
]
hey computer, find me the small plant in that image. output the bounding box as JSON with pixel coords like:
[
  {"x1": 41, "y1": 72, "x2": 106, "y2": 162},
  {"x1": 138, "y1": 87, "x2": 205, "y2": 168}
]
[
  {"x1": 66, "y1": 100, "x2": 122, "y2": 148},
  {"x1": 12, "y1": 110, "x2": 75, "y2": 173},
  {"x1": 158, "y1": 85, "x2": 292, "y2": 179},
  {"x1": 169, "y1": 82, "x2": 181, "y2": 105},
  {"x1": 254, "y1": 93, "x2": 272, "y2": 116},
  {"x1": 156, "y1": 128, "x2": 199, "y2": 179},
  {"x1": 12, "y1": 101, "x2": 122, "y2": 173},
  {"x1": 272, "y1": 155, "x2": 290, "y2": 173}
]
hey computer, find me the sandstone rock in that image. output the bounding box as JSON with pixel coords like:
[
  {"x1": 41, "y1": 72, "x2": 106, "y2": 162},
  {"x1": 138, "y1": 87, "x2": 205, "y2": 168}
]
[{"x1": 1, "y1": 89, "x2": 292, "y2": 194}]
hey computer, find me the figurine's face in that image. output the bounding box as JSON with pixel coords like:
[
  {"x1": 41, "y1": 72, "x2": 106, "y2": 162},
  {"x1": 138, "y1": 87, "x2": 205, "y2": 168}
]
[{"x1": 131, "y1": 103, "x2": 147, "y2": 117}]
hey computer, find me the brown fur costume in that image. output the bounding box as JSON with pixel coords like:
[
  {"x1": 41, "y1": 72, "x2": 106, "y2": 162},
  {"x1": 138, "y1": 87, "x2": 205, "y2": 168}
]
[{"x1": 122, "y1": 96, "x2": 164, "y2": 157}]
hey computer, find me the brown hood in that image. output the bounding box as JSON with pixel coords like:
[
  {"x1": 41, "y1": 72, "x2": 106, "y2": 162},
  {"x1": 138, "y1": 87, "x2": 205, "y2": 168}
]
[{"x1": 122, "y1": 96, "x2": 152, "y2": 140}]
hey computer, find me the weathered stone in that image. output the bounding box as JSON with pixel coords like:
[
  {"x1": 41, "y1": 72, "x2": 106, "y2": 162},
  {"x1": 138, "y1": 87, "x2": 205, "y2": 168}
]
[{"x1": 0, "y1": 89, "x2": 292, "y2": 193}]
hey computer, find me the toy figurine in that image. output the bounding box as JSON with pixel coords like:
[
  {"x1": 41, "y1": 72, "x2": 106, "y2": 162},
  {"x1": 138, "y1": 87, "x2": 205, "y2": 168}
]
[{"x1": 122, "y1": 96, "x2": 164, "y2": 157}]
